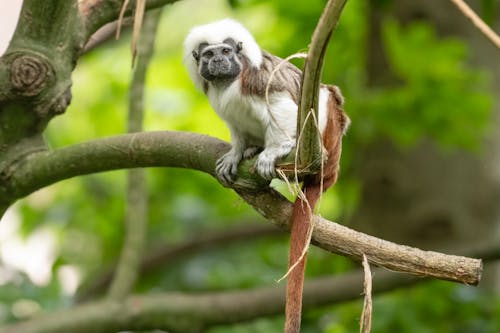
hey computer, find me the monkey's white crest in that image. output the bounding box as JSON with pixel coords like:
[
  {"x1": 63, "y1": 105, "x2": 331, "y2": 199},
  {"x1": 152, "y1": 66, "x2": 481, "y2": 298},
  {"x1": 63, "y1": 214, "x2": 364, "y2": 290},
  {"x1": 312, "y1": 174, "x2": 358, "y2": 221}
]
[{"x1": 184, "y1": 19, "x2": 263, "y2": 91}]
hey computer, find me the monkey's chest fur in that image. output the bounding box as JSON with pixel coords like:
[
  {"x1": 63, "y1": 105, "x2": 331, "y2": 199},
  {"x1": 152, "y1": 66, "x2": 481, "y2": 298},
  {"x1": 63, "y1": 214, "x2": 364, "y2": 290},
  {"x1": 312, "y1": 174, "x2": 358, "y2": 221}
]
[{"x1": 207, "y1": 80, "x2": 297, "y2": 147}]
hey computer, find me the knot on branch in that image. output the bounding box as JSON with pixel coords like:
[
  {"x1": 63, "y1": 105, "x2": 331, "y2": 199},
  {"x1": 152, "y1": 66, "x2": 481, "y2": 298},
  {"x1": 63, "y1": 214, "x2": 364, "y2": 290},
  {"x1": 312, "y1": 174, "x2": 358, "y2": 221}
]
[
  {"x1": 9, "y1": 54, "x2": 54, "y2": 96},
  {"x1": 52, "y1": 88, "x2": 73, "y2": 115}
]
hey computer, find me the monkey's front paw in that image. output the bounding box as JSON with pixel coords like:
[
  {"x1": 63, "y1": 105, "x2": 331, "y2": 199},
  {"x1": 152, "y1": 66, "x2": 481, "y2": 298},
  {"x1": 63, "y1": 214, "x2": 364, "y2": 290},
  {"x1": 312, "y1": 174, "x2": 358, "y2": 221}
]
[
  {"x1": 255, "y1": 153, "x2": 277, "y2": 180},
  {"x1": 216, "y1": 151, "x2": 242, "y2": 185}
]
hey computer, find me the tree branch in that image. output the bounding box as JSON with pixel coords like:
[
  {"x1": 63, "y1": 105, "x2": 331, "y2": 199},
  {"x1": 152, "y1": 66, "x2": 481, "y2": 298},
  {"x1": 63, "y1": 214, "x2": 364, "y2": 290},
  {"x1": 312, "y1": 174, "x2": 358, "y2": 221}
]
[
  {"x1": 2, "y1": 239, "x2": 498, "y2": 333},
  {"x1": 83, "y1": 18, "x2": 133, "y2": 53},
  {"x1": 296, "y1": 0, "x2": 347, "y2": 170},
  {"x1": 107, "y1": 9, "x2": 161, "y2": 300},
  {"x1": 78, "y1": 0, "x2": 180, "y2": 39},
  {"x1": 0, "y1": 268, "x2": 421, "y2": 333},
  {"x1": 0, "y1": 131, "x2": 482, "y2": 285}
]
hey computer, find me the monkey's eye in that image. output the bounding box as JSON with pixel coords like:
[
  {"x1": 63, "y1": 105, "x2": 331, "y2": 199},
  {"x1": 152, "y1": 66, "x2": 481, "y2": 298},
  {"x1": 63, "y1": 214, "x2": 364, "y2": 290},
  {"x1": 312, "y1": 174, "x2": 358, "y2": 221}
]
[
  {"x1": 222, "y1": 48, "x2": 231, "y2": 55},
  {"x1": 202, "y1": 50, "x2": 214, "y2": 58}
]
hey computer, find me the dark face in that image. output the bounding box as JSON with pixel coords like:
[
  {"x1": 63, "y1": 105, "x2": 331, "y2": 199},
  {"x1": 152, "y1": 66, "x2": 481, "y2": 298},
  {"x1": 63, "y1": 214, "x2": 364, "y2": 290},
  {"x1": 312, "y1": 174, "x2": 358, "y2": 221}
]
[{"x1": 193, "y1": 38, "x2": 243, "y2": 84}]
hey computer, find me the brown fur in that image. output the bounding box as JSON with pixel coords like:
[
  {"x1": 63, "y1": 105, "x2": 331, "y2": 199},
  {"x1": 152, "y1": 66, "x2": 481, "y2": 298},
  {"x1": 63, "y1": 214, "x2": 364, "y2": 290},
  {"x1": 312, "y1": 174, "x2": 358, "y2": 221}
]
[
  {"x1": 235, "y1": 46, "x2": 349, "y2": 332},
  {"x1": 241, "y1": 51, "x2": 302, "y2": 103},
  {"x1": 285, "y1": 87, "x2": 348, "y2": 333}
]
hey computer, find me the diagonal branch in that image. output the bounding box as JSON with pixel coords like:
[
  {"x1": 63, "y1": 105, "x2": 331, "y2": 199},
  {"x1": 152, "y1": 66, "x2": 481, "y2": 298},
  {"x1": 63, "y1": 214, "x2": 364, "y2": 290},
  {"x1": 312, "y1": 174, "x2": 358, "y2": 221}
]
[
  {"x1": 449, "y1": 0, "x2": 500, "y2": 49},
  {"x1": 0, "y1": 131, "x2": 482, "y2": 285}
]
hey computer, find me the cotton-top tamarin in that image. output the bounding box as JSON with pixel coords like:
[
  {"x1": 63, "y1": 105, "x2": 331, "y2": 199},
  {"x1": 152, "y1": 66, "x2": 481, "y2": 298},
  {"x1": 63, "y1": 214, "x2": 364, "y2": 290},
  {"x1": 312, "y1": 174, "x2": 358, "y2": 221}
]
[{"x1": 184, "y1": 19, "x2": 350, "y2": 333}]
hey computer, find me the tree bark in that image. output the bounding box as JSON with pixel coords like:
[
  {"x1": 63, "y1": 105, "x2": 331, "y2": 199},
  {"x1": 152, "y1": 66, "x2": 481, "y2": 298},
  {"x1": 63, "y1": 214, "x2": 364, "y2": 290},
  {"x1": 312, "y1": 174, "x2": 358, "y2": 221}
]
[{"x1": 0, "y1": 130, "x2": 482, "y2": 284}]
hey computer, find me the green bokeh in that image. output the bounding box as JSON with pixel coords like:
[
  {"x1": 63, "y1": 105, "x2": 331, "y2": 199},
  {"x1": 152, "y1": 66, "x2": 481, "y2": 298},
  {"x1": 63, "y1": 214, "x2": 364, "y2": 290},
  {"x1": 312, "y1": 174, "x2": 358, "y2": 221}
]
[{"x1": 1, "y1": 0, "x2": 495, "y2": 331}]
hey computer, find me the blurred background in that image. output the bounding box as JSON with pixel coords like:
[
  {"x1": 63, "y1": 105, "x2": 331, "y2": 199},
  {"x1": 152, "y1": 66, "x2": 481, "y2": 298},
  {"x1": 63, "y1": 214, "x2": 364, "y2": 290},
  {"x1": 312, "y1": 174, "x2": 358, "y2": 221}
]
[{"x1": 1, "y1": 0, "x2": 499, "y2": 332}]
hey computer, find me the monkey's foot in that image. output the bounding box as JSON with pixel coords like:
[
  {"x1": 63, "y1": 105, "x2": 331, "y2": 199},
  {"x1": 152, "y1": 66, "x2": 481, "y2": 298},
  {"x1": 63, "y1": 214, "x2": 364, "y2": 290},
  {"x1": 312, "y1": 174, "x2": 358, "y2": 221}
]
[
  {"x1": 216, "y1": 150, "x2": 242, "y2": 185},
  {"x1": 255, "y1": 155, "x2": 276, "y2": 180},
  {"x1": 243, "y1": 146, "x2": 262, "y2": 159},
  {"x1": 255, "y1": 142, "x2": 294, "y2": 180}
]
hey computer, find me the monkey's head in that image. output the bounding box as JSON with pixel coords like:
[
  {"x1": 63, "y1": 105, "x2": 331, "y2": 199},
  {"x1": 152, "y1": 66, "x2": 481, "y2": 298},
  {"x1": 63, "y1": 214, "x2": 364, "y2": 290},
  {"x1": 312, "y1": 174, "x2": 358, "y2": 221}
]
[
  {"x1": 193, "y1": 38, "x2": 243, "y2": 83},
  {"x1": 184, "y1": 19, "x2": 263, "y2": 91}
]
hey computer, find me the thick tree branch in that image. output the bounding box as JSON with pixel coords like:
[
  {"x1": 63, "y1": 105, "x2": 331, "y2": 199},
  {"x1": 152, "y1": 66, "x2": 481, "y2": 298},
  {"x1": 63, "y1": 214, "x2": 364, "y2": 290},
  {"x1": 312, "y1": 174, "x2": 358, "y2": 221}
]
[
  {"x1": 0, "y1": 131, "x2": 482, "y2": 285},
  {"x1": 107, "y1": 9, "x2": 161, "y2": 300},
  {"x1": 2, "y1": 132, "x2": 223, "y2": 202},
  {"x1": 296, "y1": 0, "x2": 347, "y2": 170}
]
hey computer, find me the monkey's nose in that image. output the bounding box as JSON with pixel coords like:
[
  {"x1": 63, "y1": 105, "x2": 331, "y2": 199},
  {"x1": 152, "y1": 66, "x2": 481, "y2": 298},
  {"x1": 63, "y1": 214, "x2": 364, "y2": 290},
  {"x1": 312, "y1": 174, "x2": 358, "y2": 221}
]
[{"x1": 213, "y1": 56, "x2": 224, "y2": 63}]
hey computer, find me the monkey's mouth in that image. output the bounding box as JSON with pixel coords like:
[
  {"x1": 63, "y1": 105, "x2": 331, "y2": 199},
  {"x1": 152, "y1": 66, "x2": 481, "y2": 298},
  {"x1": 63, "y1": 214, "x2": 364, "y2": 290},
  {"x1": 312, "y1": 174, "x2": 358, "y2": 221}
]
[{"x1": 208, "y1": 63, "x2": 231, "y2": 76}]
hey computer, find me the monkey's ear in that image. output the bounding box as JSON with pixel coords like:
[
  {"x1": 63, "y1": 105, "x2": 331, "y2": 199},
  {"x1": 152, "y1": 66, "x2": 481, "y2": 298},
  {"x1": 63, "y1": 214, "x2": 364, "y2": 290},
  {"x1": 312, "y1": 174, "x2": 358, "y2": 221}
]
[
  {"x1": 192, "y1": 50, "x2": 200, "y2": 62},
  {"x1": 236, "y1": 42, "x2": 243, "y2": 53}
]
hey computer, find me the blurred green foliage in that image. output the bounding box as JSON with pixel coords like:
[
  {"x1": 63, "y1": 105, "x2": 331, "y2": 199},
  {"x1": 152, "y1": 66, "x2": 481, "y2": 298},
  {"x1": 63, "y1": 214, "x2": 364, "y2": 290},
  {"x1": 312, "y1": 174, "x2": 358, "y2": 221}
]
[
  {"x1": 365, "y1": 19, "x2": 491, "y2": 148},
  {"x1": 0, "y1": 0, "x2": 496, "y2": 332}
]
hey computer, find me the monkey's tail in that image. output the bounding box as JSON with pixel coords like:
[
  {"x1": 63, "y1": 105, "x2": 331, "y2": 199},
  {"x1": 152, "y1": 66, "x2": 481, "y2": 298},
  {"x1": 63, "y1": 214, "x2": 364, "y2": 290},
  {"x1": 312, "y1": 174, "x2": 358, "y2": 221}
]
[{"x1": 284, "y1": 182, "x2": 322, "y2": 333}]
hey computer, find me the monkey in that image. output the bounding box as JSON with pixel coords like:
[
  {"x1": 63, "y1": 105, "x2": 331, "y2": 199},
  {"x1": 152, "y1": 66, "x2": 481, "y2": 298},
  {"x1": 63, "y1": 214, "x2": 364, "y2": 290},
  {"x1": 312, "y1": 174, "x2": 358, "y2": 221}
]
[{"x1": 184, "y1": 19, "x2": 349, "y2": 333}]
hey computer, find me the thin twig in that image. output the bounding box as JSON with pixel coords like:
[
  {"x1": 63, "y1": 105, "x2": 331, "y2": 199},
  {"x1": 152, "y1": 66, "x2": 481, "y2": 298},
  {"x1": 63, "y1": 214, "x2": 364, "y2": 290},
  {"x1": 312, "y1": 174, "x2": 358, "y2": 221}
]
[
  {"x1": 115, "y1": 0, "x2": 130, "y2": 39},
  {"x1": 449, "y1": 0, "x2": 500, "y2": 49},
  {"x1": 131, "y1": 0, "x2": 147, "y2": 66},
  {"x1": 360, "y1": 254, "x2": 373, "y2": 333}
]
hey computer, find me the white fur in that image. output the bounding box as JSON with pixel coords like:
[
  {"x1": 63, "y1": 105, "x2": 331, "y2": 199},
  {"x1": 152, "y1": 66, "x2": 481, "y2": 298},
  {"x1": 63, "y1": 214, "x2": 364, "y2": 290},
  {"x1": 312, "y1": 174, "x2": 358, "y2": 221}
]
[{"x1": 184, "y1": 19, "x2": 263, "y2": 92}]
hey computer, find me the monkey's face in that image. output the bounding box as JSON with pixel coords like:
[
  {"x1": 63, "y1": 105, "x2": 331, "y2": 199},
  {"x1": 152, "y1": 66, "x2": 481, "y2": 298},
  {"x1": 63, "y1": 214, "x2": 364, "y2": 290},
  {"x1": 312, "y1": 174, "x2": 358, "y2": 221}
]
[{"x1": 193, "y1": 38, "x2": 243, "y2": 83}]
